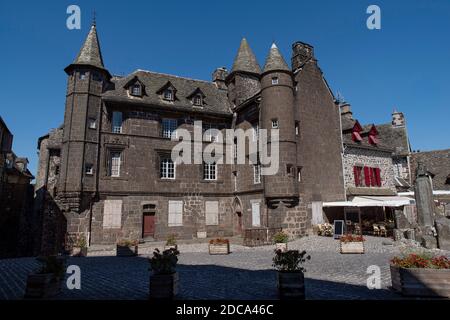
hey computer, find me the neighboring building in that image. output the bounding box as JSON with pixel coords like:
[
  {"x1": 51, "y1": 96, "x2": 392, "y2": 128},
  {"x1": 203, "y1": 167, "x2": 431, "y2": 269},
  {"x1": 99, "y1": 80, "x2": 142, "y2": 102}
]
[
  {"x1": 36, "y1": 23, "x2": 346, "y2": 252},
  {"x1": 0, "y1": 116, "x2": 35, "y2": 258},
  {"x1": 410, "y1": 149, "x2": 450, "y2": 216}
]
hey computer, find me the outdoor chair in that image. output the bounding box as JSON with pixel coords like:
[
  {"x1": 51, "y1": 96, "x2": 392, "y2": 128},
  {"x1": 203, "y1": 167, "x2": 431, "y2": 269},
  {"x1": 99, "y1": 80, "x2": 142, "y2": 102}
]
[
  {"x1": 354, "y1": 223, "x2": 361, "y2": 235},
  {"x1": 372, "y1": 224, "x2": 380, "y2": 236},
  {"x1": 379, "y1": 225, "x2": 387, "y2": 237}
]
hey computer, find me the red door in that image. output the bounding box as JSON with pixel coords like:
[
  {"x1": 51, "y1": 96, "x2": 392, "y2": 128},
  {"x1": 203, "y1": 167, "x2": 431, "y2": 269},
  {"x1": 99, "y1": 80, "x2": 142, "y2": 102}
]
[{"x1": 143, "y1": 213, "x2": 155, "y2": 237}]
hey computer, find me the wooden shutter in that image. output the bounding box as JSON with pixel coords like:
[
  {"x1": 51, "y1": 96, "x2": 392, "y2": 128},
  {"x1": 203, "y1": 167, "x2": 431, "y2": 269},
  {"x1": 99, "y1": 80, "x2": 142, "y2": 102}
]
[
  {"x1": 168, "y1": 200, "x2": 183, "y2": 226},
  {"x1": 205, "y1": 201, "x2": 219, "y2": 226},
  {"x1": 353, "y1": 166, "x2": 360, "y2": 186},
  {"x1": 375, "y1": 168, "x2": 381, "y2": 187},
  {"x1": 370, "y1": 168, "x2": 376, "y2": 186},
  {"x1": 364, "y1": 166, "x2": 371, "y2": 187},
  {"x1": 103, "y1": 200, "x2": 122, "y2": 229},
  {"x1": 251, "y1": 202, "x2": 261, "y2": 227}
]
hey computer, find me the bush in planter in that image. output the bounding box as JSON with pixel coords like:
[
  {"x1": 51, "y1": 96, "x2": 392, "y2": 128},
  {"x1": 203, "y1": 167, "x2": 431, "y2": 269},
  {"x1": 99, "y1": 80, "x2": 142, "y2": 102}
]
[
  {"x1": 25, "y1": 256, "x2": 66, "y2": 298},
  {"x1": 390, "y1": 251, "x2": 450, "y2": 297},
  {"x1": 340, "y1": 234, "x2": 365, "y2": 254},
  {"x1": 116, "y1": 239, "x2": 139, "y2": 256},
  {"x1": 272, "y1": 249, "x2": 310, "y2": 300},
  {"x1": 209, "y1": 238, "x2": 230, "y2": 255},
  {"x1": 273, "y1": 231, "x2": 289, "y2": 252},
  {"x1": 72, "y1": 234, "x2": 88, "y2": 257},
  {"x1": 149, "y1": 248, "x2": 180, "y2": 299},
  {"x1": 165, "y1": 234, "x2": 178, "y2": 250}
]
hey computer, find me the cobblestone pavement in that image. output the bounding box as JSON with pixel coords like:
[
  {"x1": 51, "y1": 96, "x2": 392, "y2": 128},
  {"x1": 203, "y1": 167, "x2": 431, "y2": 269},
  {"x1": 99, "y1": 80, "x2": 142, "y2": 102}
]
[{"x1": 1, "y1": 236, "x2": 447, "y2": 300}]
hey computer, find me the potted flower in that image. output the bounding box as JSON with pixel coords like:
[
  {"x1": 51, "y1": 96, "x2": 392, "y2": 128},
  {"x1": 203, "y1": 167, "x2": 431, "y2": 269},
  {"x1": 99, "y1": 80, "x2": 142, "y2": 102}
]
[
  {"x1": 116, "y1": 239, "x2": 139, "y2": 257},
  {"x1": 209, "y1": 238, "x2": 230, "y2": 255},
  {"x1": 317, "y1": 223, "x2": 333, "y2": 237},
  {"x1": 71, "y1": 234, "x2": 88, "y2": 257},
  {"x1": 149, "y1": 248, "x2": 180, "y2": 299},
  {"x1": 273, "y1": 231, "x2": 289, "y2": 252},
  {"x1": 390, "y1": 252, "x2": 450, "y2": 298},
  {"x1": 273, "y1": 249, "x2": 310, "y2": 300},
  {"x1": 24, "y1": 256, "x2": 66, "y2": 298},
  {"x1": 339, "y1": 234, "x2": 365, "y2": 254},
  {"x1": 164, "y1": 234, "x2": 178, "y2": 251}
]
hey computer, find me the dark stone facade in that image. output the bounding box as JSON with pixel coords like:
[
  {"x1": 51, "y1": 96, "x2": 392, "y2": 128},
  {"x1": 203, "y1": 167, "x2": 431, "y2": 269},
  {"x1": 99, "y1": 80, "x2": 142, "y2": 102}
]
[{"x1": 36, "y1": 25, "x2": 346, "y2": 252}]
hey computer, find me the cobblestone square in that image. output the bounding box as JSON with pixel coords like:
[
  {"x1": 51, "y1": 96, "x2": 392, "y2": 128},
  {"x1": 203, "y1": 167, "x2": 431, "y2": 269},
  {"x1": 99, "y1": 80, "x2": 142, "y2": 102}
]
[{"x1": 0, "y1": 236, "x2": 448, "y2": 300}]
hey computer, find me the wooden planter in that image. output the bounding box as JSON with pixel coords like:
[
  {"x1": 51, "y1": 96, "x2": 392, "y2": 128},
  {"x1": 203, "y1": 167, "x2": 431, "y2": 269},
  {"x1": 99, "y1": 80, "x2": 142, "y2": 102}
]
[
  {"x1": 149, "y1": 272, "x2": 179, "y2": 299},
  {"x1": 164, "y1": 244, "x2": 178, "y2": 251},
  {"x1": 275, "y1": 243, "x2": 288, "y2": 252},
  {"x1": 390, "y1": 265, "x2": 450, "y2": 298},
  {"x1": 71, "y1": 246, "x2": 88, "y2": 257},
  {"x1": 116, "y1": 245, "x2": 138, "y2": 257},
  {"x1": 209, "y1": 243, "x2": 230, "y2": 255},
  {"x1": 277, "y1": 271, "x2": 305, "y2": 300},
  {"x1": 340, "y1": 241, "x2": 364, "y2": 254},
  {"x1": 24, "y1": 273, "x2": 62, "y2": 299}
]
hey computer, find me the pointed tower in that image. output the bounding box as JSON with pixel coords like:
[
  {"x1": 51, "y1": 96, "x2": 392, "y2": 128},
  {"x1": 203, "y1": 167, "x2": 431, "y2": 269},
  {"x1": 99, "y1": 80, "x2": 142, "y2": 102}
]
[
  {"x1": 58, "y1": 22, "x2": 110, "y2": 226},
  {"x1": 227, "y1": 38, "x2": 261, "y2": 107},
  {"x1": 260, "y1": 43, "x2": 298, "y2": 208}
]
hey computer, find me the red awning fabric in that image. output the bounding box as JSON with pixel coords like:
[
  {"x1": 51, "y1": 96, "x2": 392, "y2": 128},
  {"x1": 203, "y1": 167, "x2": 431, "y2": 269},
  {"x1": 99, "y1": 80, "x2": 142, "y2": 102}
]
[{"x1": 352, "y1": 132, "x2": 363, "y2": 142}]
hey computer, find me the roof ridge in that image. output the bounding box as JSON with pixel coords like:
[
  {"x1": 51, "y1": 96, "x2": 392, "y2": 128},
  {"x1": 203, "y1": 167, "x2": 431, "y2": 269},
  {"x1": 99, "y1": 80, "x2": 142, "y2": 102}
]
[{"x1": 133, "y1": 69, "x2": 213, "y2": 85}]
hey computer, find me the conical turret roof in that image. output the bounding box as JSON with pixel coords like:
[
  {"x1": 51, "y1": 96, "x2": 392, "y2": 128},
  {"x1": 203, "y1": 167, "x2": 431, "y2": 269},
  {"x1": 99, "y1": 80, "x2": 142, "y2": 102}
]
[
  {"x1": 263, "y1": 43, "x2": 290, "y2": 73},
  {"x1": 231, "y1": 38, "x2": 261, "y2": 75}
]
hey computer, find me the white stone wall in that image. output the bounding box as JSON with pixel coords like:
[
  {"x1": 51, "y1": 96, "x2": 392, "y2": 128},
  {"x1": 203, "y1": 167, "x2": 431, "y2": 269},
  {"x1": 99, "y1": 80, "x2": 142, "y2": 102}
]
[{"x1": 343, "y1": 147, "x2": 396, "y2": 191}]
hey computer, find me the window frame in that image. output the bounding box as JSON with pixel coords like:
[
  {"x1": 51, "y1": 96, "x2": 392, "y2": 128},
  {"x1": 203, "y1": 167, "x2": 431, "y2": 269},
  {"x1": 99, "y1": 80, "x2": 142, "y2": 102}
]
[
  {"x1": 193, "y1": 94, "x2": 203, "y2": 106},
  {"x1": 253, "y1": 164, "x2": 261, "y2": 184},
  {"x1": 160, "y1": 156, "x2": 176, "y2": 180},
  {"x1": 203, "y1": 161, "x2": 217, "y2": 181},
  {"x1": 271, "y1": 77, "x2": 279, "y2": 85},
  {"x1": 112, "y1": 111, "x2": 123, "y2": 134},
  {"x1": 109, "y1": 150, "x2": 122, "y2": 177},
  {"x1": 161, "y1": 118, "x2": 178, "y2": 139},
  {"x1": 130, "y1": 83, "x2": 142, "y2": 96},
  {"x1": 163, "y1": 88, "x2": 174, "y2": 101},
  {"x1": 271, "y1": 119, "x2": 279, "y2": 129}
]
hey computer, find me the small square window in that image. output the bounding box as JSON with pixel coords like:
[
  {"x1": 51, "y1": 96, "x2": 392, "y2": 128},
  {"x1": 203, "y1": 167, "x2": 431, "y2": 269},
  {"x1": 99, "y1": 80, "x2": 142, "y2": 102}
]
[
  {"x1": 131, "y1": 84, "x2": 141, "y2": 96},
  {"x1": 272, "y1": 119, "x2": 279, "y2": 129},
  {"x1": 85, "y1": 164, "x2": 94, "y2": 175},
  {"x1": 79, "y1": 71, "x2": 87, "y2": 80},
  {"x1": 88, "y1": 118, "x2": 97, "y2": 129},
  {"x1": 163, "y1": 89, "x2": 173, "y2": 101},
  {"x1": 193, "y1": 94, "x2": 203, "y2": 106},
  {"x1": 271, "y1": 77, "x2": 279, "y2": 85}
]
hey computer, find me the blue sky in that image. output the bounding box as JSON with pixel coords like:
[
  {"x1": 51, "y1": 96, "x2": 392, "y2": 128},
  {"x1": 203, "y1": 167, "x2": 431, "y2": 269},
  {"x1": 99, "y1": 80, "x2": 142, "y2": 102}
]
[{"x1": 1, "y1": 0, "x2": 449, "y2": 178}]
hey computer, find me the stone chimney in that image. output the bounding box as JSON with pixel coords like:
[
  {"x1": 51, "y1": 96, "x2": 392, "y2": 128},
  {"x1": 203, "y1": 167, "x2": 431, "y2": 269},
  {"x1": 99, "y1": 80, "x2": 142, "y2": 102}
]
[
  {"x1": 212, "y1": 67, "x2": 228, "y2": 90},
  {"x1": 291, "y1": 41, "x2": 314, "y2": 71},
  {"x1": 340, "y1": 102, "x2": 353, "y2": 120},
  {"x1": 392, "y1": 109, "x2": 405, "y2": 127}
]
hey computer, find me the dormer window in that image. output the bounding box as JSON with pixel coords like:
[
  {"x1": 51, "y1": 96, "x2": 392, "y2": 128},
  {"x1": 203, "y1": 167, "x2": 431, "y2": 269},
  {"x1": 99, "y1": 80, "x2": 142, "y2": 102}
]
[
  {"x1": 271, "y1": 77, "x2": 279, "y2": 85},
  {"x1": 351, "y1": 121, "x2": 363, "y2": 142},
  {"x1": 193, "y1": 94, "x2": 203, "y2": 106},
  {"x1": 368, "y1": 125, "x2": 379, "y2": 145},
  {"x1": 163, "y1": 89, "x2": 174, "y2": 101},
  {"x1": 131, "y1": 83, "x2": 142, "y2": 96}
]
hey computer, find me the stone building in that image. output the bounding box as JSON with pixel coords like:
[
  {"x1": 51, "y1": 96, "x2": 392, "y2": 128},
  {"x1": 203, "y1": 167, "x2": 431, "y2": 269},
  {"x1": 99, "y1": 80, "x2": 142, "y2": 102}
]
[
  {"x1": 35, "y1": 23, "x2": 346, "y2": 252},
  {"x1": 0, "y1": 116, "x2": 35, "y2": 258}
]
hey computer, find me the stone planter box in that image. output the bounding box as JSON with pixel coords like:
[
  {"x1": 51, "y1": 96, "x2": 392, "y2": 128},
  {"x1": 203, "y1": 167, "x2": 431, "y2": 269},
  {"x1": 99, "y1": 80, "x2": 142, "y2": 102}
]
[
  {"x1": 116, "y1": 245, "x2": 138, "y2": 257},
  {"x1": 277, "y1": 271, "x2": 305, "y2": 300},
  {"x1": 24, "y1": 273, "x2": 62, "y2": 299},
  {"x1": 71, "y1": 246, "x2": 88, "y2": 257},
  {"x1": 164, "y1": 244, "x2": 178, "y2": 251},
  {"x1": 209, "y1": 243, "x2": 230, "y2": 255},
  {"x1": 390, "y1": 265, "x2": 450, "y2": 298},
  {"x1": 149, "y1": 272, "x2": 179, "y2": 299},
  {"x1": 275, "y1": 243, "x2": 288, "y2": 252},
  {"x1": 340, "y1": 241, "x2": 365, "y2": 254}
]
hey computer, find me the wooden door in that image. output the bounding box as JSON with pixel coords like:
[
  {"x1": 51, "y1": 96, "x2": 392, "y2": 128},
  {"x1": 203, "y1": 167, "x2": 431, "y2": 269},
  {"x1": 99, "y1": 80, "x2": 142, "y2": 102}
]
[{"x1": 143, "y1": 213, "x2": 155, "y2": 237}]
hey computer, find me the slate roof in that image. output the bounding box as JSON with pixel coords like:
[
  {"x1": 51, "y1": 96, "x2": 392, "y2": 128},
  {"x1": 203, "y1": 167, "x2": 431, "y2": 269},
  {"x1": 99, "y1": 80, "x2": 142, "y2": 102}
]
[
  {"x1": 341, "y1": 118, "x2": 393, "y2": 153},
  {"x1": 71, "y1": 24, "x2": 105, "y2": 69},
  {"x1": 102, "y1": 70, "x2": 232, "y2": 116},
  {"x1": 230, "y1": 38, "x2": 261, "y2": 75},
  {"x1": 410, "y1": 149, "x2": 450, "y2": 190},
  {"x1": 374, "y1": 123, "x2": 410, "y2": 156},
  {"x1": 263, "y1": 43, "x2": 290, "y2": 73}
]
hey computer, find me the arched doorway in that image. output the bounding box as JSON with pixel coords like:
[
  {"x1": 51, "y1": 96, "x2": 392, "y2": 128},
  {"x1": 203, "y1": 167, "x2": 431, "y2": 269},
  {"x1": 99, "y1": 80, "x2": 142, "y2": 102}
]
[{"x1": 232, "y1": 197, "x2": 243, "y2": 235}]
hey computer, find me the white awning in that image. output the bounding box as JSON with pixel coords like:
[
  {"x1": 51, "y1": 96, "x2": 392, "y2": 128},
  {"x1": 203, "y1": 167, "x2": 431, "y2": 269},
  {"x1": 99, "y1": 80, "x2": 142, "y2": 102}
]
[{"x1": 323, "y1": 196, "x2": 415, "y2": 208}]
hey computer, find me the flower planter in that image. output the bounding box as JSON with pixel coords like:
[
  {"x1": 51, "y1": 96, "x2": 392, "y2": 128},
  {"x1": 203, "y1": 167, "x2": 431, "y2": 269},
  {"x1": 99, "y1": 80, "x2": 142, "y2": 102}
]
[
  {"x1": 149, "y1": 272, "x2": 179, "y2": 299},
  {"x1": 209, "y1": 243, "x2": 230, "y2": 255},
  {"x1": 390, "y1": 265, "x2": 450, "y2": 298},
  {"x1": 116, "y1": 245, "x2": 138, "y2": 257},
  {"x1": 71, "y1": 246, "x2": 88, "y2": 257},
  {"x1": 277, "y1": 271, "x2": 305, "y2": 300},
  {"x1": 164, "y1": 244, "x2": 178, "y2": 251},
  {"x1": 275, "y1": 243, "x2": 288, "y2": 252},
  {"x1": 340, "y1": 241, "x2": 364, "y2": 254},
  {"x1": 24, "y1": 273, "x2": 62, "y2": 299}
]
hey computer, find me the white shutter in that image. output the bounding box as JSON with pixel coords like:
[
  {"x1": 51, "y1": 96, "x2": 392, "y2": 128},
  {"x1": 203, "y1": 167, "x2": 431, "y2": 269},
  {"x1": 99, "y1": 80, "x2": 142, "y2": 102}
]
[
  {"x1": 205, "y1": 201, "x2": 219, "y2": 226},
  {"x1": 252, "y1": 202, "x2": 261, "y2": 227},
  {"x1": 168, "y1": 200, "x2": 183, "y2": 226},
  {"x1": 103, "y1": 200, "x2": 122, "y2": 229}
]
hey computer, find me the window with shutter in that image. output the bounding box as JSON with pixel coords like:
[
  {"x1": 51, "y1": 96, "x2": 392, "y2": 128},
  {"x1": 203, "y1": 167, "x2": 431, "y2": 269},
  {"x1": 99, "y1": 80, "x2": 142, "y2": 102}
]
[
  {"x1": 205, "y1": 201, "x2": 219, "y2": 226},
  {"x1": 353, "y1": 166, "x2": 362, "y2": 186},
  {"x1": 375, "y1": 168, "x2": 382, "y2": 187},
  {"x1": 168, "y1": 200, "x2": 183, "y2": 227},
  {"x1": 364, "y1": 166, "x2": 371, "y2": 187}
]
